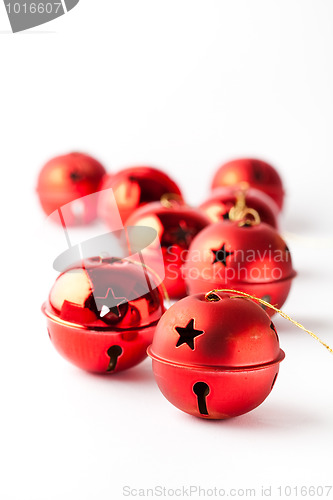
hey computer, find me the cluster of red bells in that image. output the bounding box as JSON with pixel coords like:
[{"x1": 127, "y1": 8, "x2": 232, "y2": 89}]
[{"x1": 39, "y1": 152, "x2": 296, "y2": 419}]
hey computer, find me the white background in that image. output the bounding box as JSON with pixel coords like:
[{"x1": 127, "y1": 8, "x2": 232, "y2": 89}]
[{"x1": 1, "y1": 2, "x2": 333, "y2": 499}]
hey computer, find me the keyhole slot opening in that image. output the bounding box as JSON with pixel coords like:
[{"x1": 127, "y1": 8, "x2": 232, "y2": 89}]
[
  {"x1": 106, "y1": 345, "x2": 123, "y2": 372},
  {"x1": 193, "y1": 381, "x2": 210, "y2": 416}
]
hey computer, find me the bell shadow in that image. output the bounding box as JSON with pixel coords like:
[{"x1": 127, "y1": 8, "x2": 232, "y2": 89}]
[
  {"x1": 85, "y1": 359, "x2": 155, "y2": 386},
  {"x1": 273, "y1": 315, "x2": 332, "y2": 335},
  {"x1": 16, "y1": 31, "x2": 56, "y2": 34},
  {"x1": 224, "y1": 403, "x2": 321, "y2": 430},
  {"x1": 287, "y1": 267, "x2": 315, "y2": 281},
  {"x1": 281, "y1": 211, "x2": 316, "y2": 233},
  {"x1": 0, "y1": 30, "x2": 55, "y2": 34},
  {"x1": 184, "y1": 402, "x2": 320, "y2": 430}
]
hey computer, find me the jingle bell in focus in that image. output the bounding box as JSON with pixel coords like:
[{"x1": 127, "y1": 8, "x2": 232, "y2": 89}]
[
  {"x1": 36, "y1": 152, "x2": 106, "y2": 224},
  {"x1": 211, "y1": 158, "x2": 285, "y2": 211},
  {"x1": 98, "y1": 166, "x2": 183, "y2": 225},
  {"x1": 200, "y1": 185, "x2": 279, "y2": 228},
  {"x1": 42, "y1": 258, "x2": 165, "y2": 373},
  {"x1": 148, "y1": 292, "x2": 285, "y2": 419},
  {"x1": 126, "y1": 197, "x2": 211, "y2": 299},
  {"x1": 183, "y1": 212, "x2": 296, "y2": 316}
]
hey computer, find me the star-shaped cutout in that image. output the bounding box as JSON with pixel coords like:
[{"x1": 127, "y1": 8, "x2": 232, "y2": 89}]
[
  {"x1": 175, "y1": 318, "x2": 204, "y2": 350},
  {"x1": 211, "y1": 243, "x2": 234, "y2": 266},
  {"x1": 222, "y1": 211, "x2": 230, "y2": 220},
  {"x1": 170, "y1": 221, "x2": 195, "y2": 246},
  {"x1": 95, "y1": 288, "x2": 127, "y2": 318}
]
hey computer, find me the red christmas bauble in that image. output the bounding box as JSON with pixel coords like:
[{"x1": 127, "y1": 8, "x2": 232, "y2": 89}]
[
  {"x1": 42, "y1": 258, "x2": 165, "y2": 373},
  {"x1": 211, "y1": 158, "x2": 285, "y2": 211},
  {"x1": 126, "y1": 198, "x2": 210, "y2": 299},
  {"x1": 200, "y1": 186, "x2": 279, "y2": 228},
  {"x1": 99, "y1": 166, "x2": 183, "y2": 225},
  {"x1": 148, "y1": 292, "x2": 285, "y2": 419},
  {"x1": 37, "y1": 152, "x2": 106, "y2": 224},
  {"x1": 183, "y1": 219, "x2": 296, "y2": 316}
]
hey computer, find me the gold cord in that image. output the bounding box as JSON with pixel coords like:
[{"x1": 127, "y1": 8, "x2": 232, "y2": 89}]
[
  {"x1": 160, "y1": 193, "x2": 184, "y2": 208},
  {"x1": 205, "y1": 288, "x2": 332, "y2": 354},
  {"x1": 228, "y1": 189, "x2": 261, "y2": 226}
]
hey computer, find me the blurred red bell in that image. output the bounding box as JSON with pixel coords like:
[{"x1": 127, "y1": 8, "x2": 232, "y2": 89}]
[
  {"x1": 184, "y1": 216, "x2": 296, "y2": 316},
  {"x1": 200, "y1": 185, "x2": 279, "y2": 228},
  {"x1": 126, "y1": 197, "x2": 210, "y2": 299},
  {"x1": 42, "y1": 258, "x2": 165, "y2": 373},
  {"x1": 211, "y1": 158, "x2": 285, "y2": 211},
  {"x1": 148, "y1": 292, "x2": 285, "y2": 419},
  {"x1": 99, "y1": 166, "x2": 183, "y2": 225},
  {"x1": 37, "y1": 152, "x2": 106, "y2": 224}
]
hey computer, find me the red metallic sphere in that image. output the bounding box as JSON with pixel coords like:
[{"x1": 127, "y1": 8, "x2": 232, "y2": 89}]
[
  {"x1": 200, "y1": 186, "x2": 279, "y2": 228},
  {"x1": 42, "y1": 258, "x2": 165, "y2": 373},
  {"x1": 148, "y1": 292, "x2": 285, "y2": 419},
  {"x1": 99, "y1": 166, "x2": 183, "y2": 225},
  {"x1": 183, "y1": 220, "x2": 296, "y2": 316},
  {"x1": 211, "y1": 158, "x2": 285, "y2": 211},
  {"x1": 37, "y1": 152, "x2": 106, "y2": 224},
  {"x1": 126, "y1": 199, "x2": 211, "y2": 299}
]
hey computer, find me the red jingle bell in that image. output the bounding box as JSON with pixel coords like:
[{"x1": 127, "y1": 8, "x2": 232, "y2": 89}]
[
  {"x1": 211, "y1": 158, "x2": 285, "y2": 211},
  {"x1": 183, "y1": 215, "x2": 296, "y2": 316},
  {"x1": 126, "y1": 197, "x2": 211, "y2": 299},
  {"x1": 37, "y1": 152, "x2": 106, "y2": 224},
  {"x1": 200, "y1": 185, "x2": 279, "y2": 228},
  {"x1": 148, "y1": 292, "x2": 285, "y2": 419},
  {"x1": 98, "y1": 166, "x2": 183, "y2": 225},
  {"x1": 42, "y1": 258, "x2": 165, "y2": 373}
]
